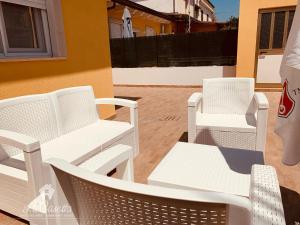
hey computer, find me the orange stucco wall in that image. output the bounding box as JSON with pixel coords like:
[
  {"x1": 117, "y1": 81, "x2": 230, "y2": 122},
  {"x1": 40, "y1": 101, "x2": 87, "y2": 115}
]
[
  {"x1": 0, "y1": 0, "x2": 115, "y2": 118},
  {"x1": 236, "y1": 0, "x2": 297, "y2": 80}
]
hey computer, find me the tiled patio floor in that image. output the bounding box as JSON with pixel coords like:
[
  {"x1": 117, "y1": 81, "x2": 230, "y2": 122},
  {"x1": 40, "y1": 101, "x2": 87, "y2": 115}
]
[
  {"x1": 1, "y1": 86, "x2": 299, "y2": 225},
  {"x1": 113, "y1": 86, "x2": 300, "y2": 225}
]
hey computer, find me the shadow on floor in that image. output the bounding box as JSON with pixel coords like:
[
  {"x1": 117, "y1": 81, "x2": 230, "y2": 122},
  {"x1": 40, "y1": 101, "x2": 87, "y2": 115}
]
[
  {"x1": 114, "y1": 96, "x2": 141, "y2": 110},
  {"x1": 0, "y1": 210, "x2": 29, "y2": 224},
  {"x1": 178, "y1": 132, "x2": 188, "y2": 142},
  {"x1": 281, "y1": 186, "x2": 300, "y2": 225}
]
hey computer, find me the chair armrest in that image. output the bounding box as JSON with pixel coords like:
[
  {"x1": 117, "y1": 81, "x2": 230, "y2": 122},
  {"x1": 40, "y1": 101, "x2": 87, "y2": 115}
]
[
  {"x1": 253, "y1": 93, "x2": 269, "y2": 152},
  {"x1": 188, "y1": 93, "x2": 202, "y2": 143},
  {"x1": 250, "y1": 165, "x2": 285, "y2": 225},
  {"x1": 0, "y1": 129, "x2": 40, "y2": 153},
  {"x1": 0, "y1": 129, "x2": 44, "y2": 198},
  {"x1": 96, "y1": 98, "x2": 139, "y2": 156},
  {"x1": 95, "y1": 98, "x2": 138, "y2": 109},
  {"x1": 254, "y1": 93, "x2": 269, "y2": 110},
  {"x1": 188, "y1": 92, "x2": 202, "y2": 107},
  {"x1": 79, "y1": 144, "x2": 134, "y2": 181}
]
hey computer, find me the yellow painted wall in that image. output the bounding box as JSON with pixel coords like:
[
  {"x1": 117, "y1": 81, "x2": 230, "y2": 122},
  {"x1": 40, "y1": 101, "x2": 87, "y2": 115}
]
[
  {"x1": 236, "y1": 0, "x2": 297, "y2": 80},
  {"x1": 108, "y1": 6, "x2": 172, "y2": 36},
  {"x1": 0, "y1": 0, "x2": 115, "y2": 118}
]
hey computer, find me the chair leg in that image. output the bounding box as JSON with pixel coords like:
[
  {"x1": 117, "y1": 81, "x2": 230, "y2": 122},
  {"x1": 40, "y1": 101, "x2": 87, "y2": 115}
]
[{"x1": 188, "y1": 106, "x2": 197, "y2": 143}]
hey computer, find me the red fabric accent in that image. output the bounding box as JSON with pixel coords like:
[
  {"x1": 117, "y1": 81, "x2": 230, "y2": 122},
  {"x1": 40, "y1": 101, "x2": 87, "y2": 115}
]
[{"x1": 278, "y1": 79, "x2": 295, "y2": 118}]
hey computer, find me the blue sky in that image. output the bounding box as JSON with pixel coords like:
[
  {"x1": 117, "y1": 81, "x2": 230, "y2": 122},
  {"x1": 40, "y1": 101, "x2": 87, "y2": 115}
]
[{"x1": 210, "y1": 0, "x2": 240, "y2": 22}]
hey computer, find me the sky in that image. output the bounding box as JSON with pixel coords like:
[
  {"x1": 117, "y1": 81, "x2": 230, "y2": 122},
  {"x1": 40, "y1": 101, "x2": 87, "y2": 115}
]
[{"x1": 210, "y1": 0, "x2": 240, "y2": 22}]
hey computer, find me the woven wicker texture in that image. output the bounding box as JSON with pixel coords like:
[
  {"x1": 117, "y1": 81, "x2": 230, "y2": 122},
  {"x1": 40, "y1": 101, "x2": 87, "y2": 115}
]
[
  {"x1": 196, "y1": 129, "x2": 256, "y2": 150},
  {"x1": 0, "y1": 97, "x2": 58, "y2": 159},
  {"x1": 250, "y1": 165, "x2": 285, "y2": 225},
  {"x1": 70, "y1": 176, "x2": 227, "y2": 225},
  {"x1": 202, "y1": 78, "x2": 254, "y2": 115},
  {"x1": 56, "y1": 88, "x2": 98, "y2": 134}
]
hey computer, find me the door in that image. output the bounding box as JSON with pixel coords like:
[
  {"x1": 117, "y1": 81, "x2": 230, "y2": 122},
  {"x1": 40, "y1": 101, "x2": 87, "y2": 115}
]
[{"x1": 256, "y1": 8, "x2": 295, "y2": 84}]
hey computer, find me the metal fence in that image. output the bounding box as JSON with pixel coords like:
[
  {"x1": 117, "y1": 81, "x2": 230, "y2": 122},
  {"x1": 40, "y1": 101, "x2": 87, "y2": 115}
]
[{"x1": 110, "y1": 30, "x2": 238, "y2": 68}]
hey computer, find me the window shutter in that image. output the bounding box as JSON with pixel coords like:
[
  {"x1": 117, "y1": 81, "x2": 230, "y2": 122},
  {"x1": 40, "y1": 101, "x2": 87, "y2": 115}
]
[{"x1": 0, "y1": 0, "x2": 46, "y2": 9}]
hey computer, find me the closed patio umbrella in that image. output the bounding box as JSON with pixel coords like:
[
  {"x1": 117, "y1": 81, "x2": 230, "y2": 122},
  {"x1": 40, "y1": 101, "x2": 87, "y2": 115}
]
[
  {"x1": 275, "y1": 0, "x2": 300, "y2": 165},
  {"x1": 122, "y1": 7, "x2": 134, "y2": 38}
]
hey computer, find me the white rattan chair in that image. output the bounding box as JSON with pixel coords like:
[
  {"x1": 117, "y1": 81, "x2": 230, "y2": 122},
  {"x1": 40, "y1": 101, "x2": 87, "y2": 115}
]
[
  {"x1": 188, "y1": 78, "x2": 269, "y2": 151},
  {"x1": 28, "y1": 145, "x2": 285, "y2": 225},
  {"x1": 0, "y1": 86, "x2": 139, "y2": 220}
]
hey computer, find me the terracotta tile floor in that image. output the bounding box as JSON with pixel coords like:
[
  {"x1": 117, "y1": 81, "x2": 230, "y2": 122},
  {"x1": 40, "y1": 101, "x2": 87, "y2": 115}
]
[
  {"x1": 113, "y1": 86, "x2": 300, "y2": 225},
  {"x1": 1, "y1": 86, "x2": 299, "y2": 225}
]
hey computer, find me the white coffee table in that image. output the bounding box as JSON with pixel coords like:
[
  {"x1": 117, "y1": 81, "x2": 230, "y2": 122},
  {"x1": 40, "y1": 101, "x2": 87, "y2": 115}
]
[{"x1": 148, "y1": 142, "x2": 264, "y2": 197}]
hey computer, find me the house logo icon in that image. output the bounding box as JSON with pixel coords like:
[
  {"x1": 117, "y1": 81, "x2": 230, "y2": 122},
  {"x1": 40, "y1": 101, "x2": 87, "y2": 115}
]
[
  {"x1": 26, "y1": 183, "x2": 72, "y2": 218},
  {"x1": 39, "y1": 184, "x2": 55, "y2": 200}
]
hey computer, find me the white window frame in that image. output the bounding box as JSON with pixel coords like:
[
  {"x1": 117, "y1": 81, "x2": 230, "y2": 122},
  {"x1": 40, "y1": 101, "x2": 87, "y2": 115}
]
[
  {"x1": 0, "y1": 1, "x2": 52, "y2": 58},
  {"x1": 0, "y1": 0, "x2": 66, "y2": 59}
]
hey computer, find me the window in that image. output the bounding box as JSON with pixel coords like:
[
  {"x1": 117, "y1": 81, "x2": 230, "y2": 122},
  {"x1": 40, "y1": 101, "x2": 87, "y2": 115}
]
[
  {"x1": 258, "y1": 7, "x2": 296, "y2": 54},
  {"x1": 160, "y1": 24, "x2": 166, "y2": 34},
  {"x1": 201, "y1": 10, "x2": 204, "y2": 21},
  {"x1": 0, "y1": 1, "x2": 51, "y2": 58},
  {"x1": 0, "y1": 0, "x2": 66, "y2": 59}
]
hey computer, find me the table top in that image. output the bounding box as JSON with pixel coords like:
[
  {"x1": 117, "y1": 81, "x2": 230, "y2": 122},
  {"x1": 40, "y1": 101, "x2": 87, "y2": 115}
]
[{"x1": 148, "y1": 142, "x2": 264, "y2": 197}]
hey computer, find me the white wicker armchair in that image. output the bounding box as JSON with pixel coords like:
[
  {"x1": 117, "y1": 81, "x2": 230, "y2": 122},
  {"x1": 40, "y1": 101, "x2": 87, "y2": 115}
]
[
  {"x1": 188, "y1": 78, "x2": 269, "y2": 151},
  {"x1": 28, "y1": 145, "x2": 285, "y2": 225}
]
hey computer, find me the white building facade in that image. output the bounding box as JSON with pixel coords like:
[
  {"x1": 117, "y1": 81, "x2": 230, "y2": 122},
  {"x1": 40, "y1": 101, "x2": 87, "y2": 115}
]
[{"x1": 133, "y1": 0, "x2": 215, "y2": 22}]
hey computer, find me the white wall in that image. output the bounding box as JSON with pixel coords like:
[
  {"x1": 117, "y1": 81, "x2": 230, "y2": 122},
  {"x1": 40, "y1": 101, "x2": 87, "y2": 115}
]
[
  {"x1": 113, "y1": 66, "x2": 236, "y2": 86},
  {"x1": 109, "y1": 18, "x2": 122, "y2": 39},
  {"x1": 176, "y1": 0, "x2": 187, "y2": 14},
  {"x1": 133, "y1": 0, "x2": 214, "y2": 21},
  {"x1": 133, "y1": 0, "x2": 174, "y2": 13},
  {"x1": 198, "y1": 1, "x2": 214, "y2": 21},
  {"x1": 257, "y1": 55, "x2": 282, "y2": 83}
]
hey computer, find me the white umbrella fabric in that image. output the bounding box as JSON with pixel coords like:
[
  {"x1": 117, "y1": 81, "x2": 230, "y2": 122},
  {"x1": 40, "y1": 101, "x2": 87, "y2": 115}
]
[
  {"x1": 275, "y1": 0, "x2": 300, "y2": 166},
  {"x1": 122, "y1": 7, "x2": 134, "y2": 38}
]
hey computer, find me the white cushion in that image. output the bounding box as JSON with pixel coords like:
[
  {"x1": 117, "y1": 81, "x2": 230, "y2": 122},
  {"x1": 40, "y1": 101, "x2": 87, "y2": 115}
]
[
  {"x1": 196, "y1": 113, "x2": 256, "y2": 133},
  {"x1": 10, "y1": 120, "x2": 134, "y2": 166}
]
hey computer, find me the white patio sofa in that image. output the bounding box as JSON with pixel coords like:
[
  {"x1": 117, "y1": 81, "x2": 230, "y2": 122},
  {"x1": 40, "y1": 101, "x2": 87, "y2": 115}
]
[
  {"x1": 0, "y1": 86, "x2": 139, "y2": 220},
  {"x1": 188, "y1": 78, "x2": 269, "y2": 151},
  {"x1": 28, "y1": 145, "x2": 285, "y2": 225}
]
